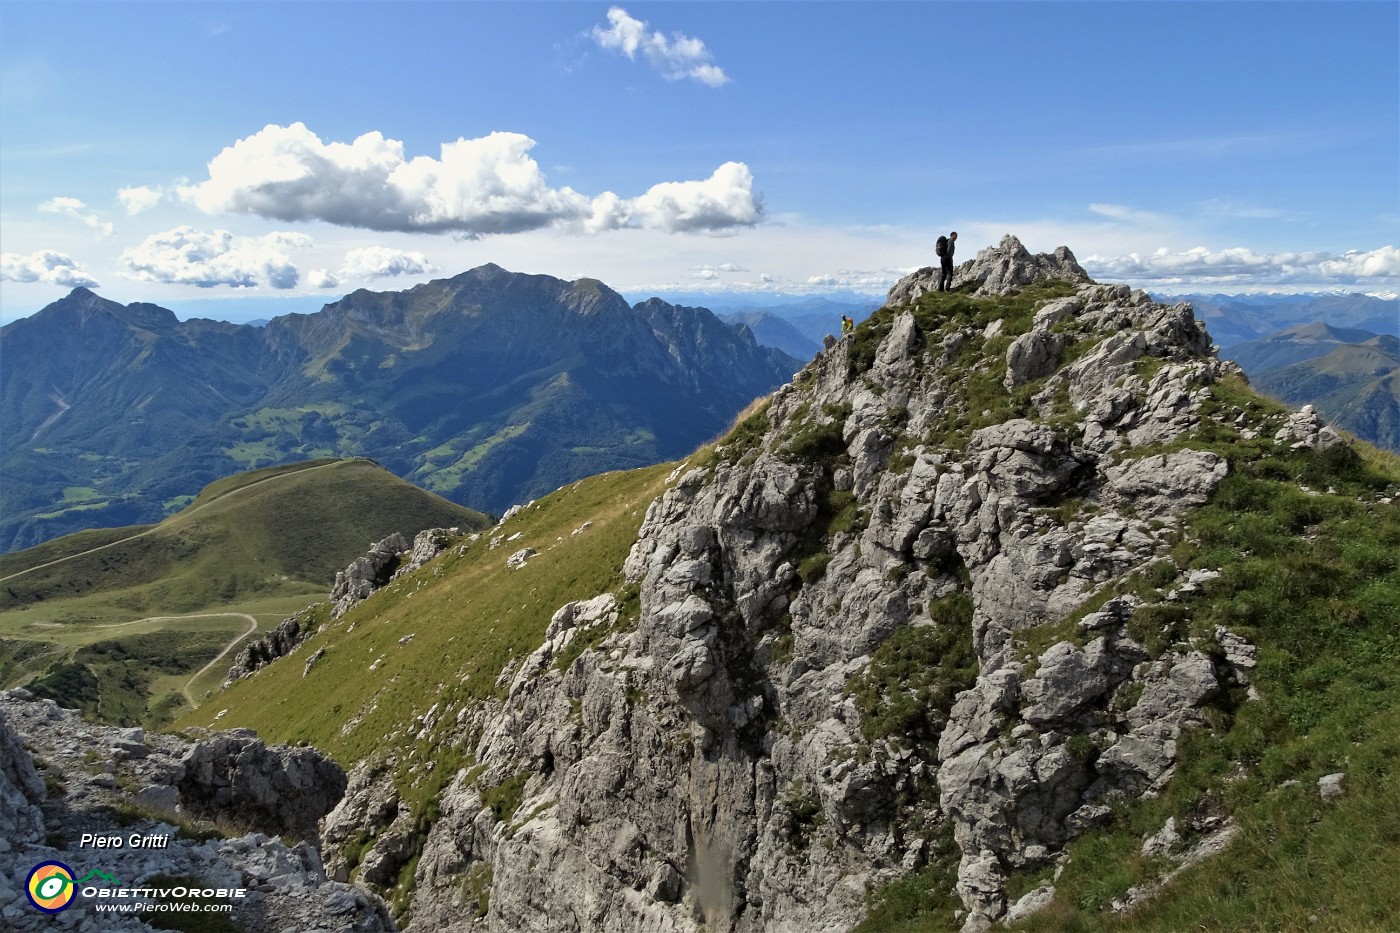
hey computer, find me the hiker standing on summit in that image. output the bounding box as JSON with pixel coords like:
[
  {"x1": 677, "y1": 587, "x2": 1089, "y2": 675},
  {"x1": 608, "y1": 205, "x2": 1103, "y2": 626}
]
[{"x1": 936, "y1": 231, "x2": 957, "y2": 291}]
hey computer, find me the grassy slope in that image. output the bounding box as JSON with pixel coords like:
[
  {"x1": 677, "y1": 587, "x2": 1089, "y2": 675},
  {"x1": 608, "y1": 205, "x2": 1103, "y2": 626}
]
[
  {"x1": 0, "y1": 524, "x2": 157, "y2": 578},
  {"x1": 999, "y1": 383, "x2": 1400, "y2": 933},
  {"x1": 176, "y1": 462, "x2": 675, "y2": 768},
  {"x1": 0, "y1": 458, "x2": 490, "y2": 617},
  {"x1": 171, "y1": 459, "x2": 673, "y2": 922},
  {"x1": 0, "y1": 458, "x2": 492, "y2": 726}
]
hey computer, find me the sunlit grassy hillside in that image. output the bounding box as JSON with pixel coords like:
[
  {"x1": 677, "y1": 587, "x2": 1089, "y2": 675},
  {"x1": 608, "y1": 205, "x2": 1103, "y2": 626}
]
[
  {"x1": 176, "y1": 461, "x2": 676, "y2": 768},
  {"x1": 0, "y1": 457, "x2": 490, "y2": 726},
  {"x1": 1, "y1": 458, "x2": 489, "y2": 617}
]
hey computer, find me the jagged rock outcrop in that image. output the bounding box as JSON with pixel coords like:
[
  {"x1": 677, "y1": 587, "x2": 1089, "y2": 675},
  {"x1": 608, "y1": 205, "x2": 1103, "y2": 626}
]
[
  {"x1": 225, "y1": 613, "x2": 308, "y2": 683},
  {"x1": 0, "y1": 707, "x2": 46, "y2": 848},
  {"x1": 1274, "y1": 403, "x2": 1345, "y2": 450},
  {"x1": 323, "y1": 759, "x2": 407, "y2": 885},
  {"x1": 331, "y1": 528, "x2": 463, "y2": 618},
  {"x1": 392, "y1": 527, "x2": 468, "y2": 580},
  {"x1": 326, "y1": 237, "x2": 1300, "y2": 932},
  {"x1": 886, "y1": 234, "x2": 1093, "y2": 305},
  {"x1": 0, "y1": 691, "x2": 392, "y2": 932},
  {"x1": 331, "y1": 533, "x2": 412, "y2": 618}
]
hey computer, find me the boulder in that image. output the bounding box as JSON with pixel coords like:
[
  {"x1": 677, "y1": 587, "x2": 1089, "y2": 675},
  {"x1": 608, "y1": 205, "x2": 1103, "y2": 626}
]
[
  {"x1": 1275, "y1": 404, "x2": 1345, "y2": 450},
  {"x1": 179, "y1": 729, "x2": 348, "y2": 843}
]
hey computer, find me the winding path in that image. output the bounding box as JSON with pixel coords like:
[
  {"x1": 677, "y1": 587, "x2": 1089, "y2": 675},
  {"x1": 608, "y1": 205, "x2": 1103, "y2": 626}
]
[{"x1": 177, "y1": 613, "x2": 259, "y2": 707}]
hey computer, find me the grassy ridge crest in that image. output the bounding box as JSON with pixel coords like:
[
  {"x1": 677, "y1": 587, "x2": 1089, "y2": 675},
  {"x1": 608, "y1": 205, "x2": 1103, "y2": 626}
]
[{"x1": 1, "y1": 457, "x2": 491, "y2": 727}]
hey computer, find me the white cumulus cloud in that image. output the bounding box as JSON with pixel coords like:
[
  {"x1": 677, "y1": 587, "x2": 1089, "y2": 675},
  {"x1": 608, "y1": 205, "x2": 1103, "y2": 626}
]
[
  {"x1": 340, "y1": 246, "x2": 437, "y2": 280},
  {"x1": 119, "y1": 225, "x2": 311, "y2": 289},
  {"x1": 39, "y1": 197, "x2": 114, "y2": 238},
  {"x1": 0, "y1": 250, "x2": 100, "y2": 287},
  {"x1": 617, "y1": 162, "x2": 762, "y2": 233},
  {"x1": 691, "y1": 262, "x2": 749, "y2": 273},
  {"x1": 1083, "y1": 245, "x2": 1400, "y2": 288},
  {"x1": 175, "y1": 123, "x2": 760, "y2": 237},
  {"x1": 307, "y1": 269, "x2": 340, "y2": 289},
  {"x1": 1317, "y1": 245, "x2": 1400, "y2": 278},
  {"x1": 591, "y1": 6, "x2": 729, "y2": 86},
  {"x1": 118, "y1": 185, "x2": 166, "y2": 215}
]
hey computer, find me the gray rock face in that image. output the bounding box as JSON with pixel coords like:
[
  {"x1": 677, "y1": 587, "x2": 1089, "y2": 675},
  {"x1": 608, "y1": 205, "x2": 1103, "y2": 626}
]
[
  {"x1": 0, "y1": 692, "x2": 392, "y2": 932},
  {"x1": 179, "y1": 729, "x2": 348, "y2": 844},
  {"x1": 322, "y1": 759, "x2": 405, "y2": 884},
  {"x1": 331, "y1": 532, "x2": 412, "y2": 618},
  {"x1": 324, "y1": 245, "x2": 1265, "y2": 931},
  {"x1": 0, "y1": 707, "x2": 46, "y2": 848},
  {"x1": 1102, "y1": 450, "x2": 1229, "y2": 519},
  {"x1": 327, "y1": 528, "x2": 464, "y2": 620}
]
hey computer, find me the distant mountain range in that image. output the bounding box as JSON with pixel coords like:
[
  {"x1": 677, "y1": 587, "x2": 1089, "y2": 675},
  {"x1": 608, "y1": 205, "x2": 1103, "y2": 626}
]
[
  {"x1": 1163, "y1": 291, "x2": 1399, "y2": 348},
  {"x1": 0, "y1": 266, "x2": 799, "y2": 551},
  {"x1": 716, "y1": 298, "x2": 881, "y2": 363},
  {"x1": 717, "y1": 311, "x2": 823, "y2": 361}
]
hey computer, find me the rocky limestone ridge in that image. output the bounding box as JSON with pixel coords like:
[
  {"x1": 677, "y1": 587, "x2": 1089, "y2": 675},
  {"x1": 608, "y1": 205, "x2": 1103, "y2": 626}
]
[
  {"x1": 887, "y1": 234, "x2": 1094, "y2": 305},
  {"x1": 307, "y1": 237, "x2": 1342, "y2": 932},
  {"x1": 178, "y1": 728, "x2": 348, "y2": 846},
  {"x1": 0, "y1": 690, "x2": 393, "y2": 932}
]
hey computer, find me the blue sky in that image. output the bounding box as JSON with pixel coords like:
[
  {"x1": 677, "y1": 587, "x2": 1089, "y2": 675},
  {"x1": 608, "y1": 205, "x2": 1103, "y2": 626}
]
[{"x1": 1, "y1": 1, "x2": 1396, "y2": 321}]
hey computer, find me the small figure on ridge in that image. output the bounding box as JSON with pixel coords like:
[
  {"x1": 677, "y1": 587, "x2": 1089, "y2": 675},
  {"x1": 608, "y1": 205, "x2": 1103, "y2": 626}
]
[{"x1": 936, "y1": 230, "x2": 958, "y2": 292}]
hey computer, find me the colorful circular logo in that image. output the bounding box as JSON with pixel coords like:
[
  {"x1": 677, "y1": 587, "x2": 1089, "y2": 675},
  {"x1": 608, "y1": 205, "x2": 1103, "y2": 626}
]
[{"x1": 26, "y1": 861, "x2": 76, "y2": 913}]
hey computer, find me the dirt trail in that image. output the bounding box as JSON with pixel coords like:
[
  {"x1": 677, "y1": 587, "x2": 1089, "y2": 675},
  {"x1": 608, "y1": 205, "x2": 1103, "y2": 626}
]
[{"x1": 179, "y1": 613, "x2": 259, "y2": 707}]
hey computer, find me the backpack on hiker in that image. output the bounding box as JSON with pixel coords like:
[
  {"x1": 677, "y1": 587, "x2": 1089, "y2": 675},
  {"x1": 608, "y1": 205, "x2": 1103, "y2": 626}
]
[{"x1": 936, "y1": 235, "x2": 948, "y2": 258}]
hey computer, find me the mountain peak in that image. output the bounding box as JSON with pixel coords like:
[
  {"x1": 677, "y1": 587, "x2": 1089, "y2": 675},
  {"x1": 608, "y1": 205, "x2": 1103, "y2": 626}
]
[
  {"x1": 564, "y1": 276, "x2": 629, "y2": 316},
  {"x1": 19, "y1": 287, "x2": 170, "y2": 331},
  {"x1": 887, "y1": 233, "x2": 1093, "y2": 305},
  {"x1": 54, "y1": 286, "x2": 119, "y2": 313}
]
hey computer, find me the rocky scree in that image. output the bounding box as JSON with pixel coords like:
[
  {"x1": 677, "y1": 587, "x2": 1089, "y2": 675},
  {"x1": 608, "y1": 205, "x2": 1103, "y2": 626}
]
[{"x1": 0, "y1": 690, "x2": 393, "y2": 932}]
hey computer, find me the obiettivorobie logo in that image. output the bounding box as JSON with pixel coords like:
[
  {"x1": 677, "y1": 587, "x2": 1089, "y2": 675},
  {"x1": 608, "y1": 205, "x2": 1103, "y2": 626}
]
[
  {"x1": 24, "y1": 862, "x2": 246, "y2": 916},
  {"x1": 25, "y1": 861, "x2": 78, "y2": 913}
]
